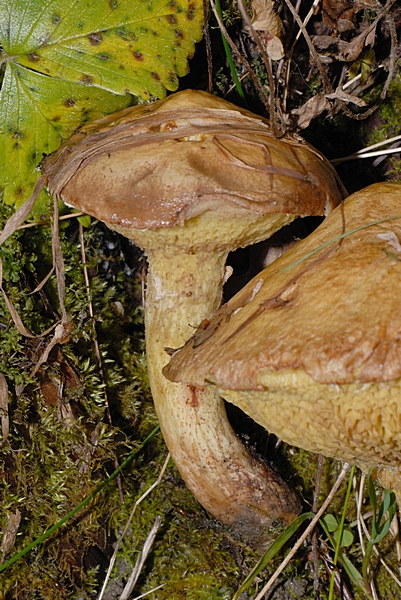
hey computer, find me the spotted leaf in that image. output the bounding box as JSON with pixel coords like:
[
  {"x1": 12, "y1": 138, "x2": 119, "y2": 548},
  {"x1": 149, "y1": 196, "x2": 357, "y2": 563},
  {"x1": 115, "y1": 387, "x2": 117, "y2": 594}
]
[{"x1": 0, "y1": 0, "x2": 203, "y2": 208}]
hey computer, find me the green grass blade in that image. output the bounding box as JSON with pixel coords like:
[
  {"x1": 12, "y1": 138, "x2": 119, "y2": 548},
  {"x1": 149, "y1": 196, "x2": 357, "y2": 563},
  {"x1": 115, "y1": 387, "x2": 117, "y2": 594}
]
[
  {"x1": 213, "y1": 0, "x2": 245, "y2": 101},
  {"x1": 329, "y1": 465, "x2": 356, "y2": 600},
  {"x1": 232, "y1": 512, "x2": 315, "y2": 600},
  {"x1": 0, "y1": 424, "x2": 160, "y2": 573},
  {"x1": 281, "y1": 215, "x2": 401, "y2": 274},
  {"x1": 319, "y1": 518, "x2": 363, "y2": 590}
]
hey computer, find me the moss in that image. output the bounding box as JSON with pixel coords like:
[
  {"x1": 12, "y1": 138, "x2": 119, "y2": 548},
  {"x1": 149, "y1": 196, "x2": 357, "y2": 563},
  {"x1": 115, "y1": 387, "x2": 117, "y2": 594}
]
[
  {"x1": 0, "y1": 218, "x2": 399, "y2": 600},
  {"x1": 0, "y1": 212, "x2": 249, "y2": 599},
  {"x1": 366, "y1": 71, "x2": 401, "y2": 180}
]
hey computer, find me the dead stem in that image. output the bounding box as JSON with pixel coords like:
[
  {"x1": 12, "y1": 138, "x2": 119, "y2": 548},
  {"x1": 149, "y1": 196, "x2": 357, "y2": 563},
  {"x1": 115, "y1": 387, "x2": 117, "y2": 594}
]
[
  {"x1": 236, "y1": 0, "x2": 276, "y2": 135},
  {"x1": 78, "y1": 222, "x2": 124, "y2": 503},
  {"x1": 97, "y1": 453, "x2": 171, "y2": 600},
  {"x1": 254, "y1": 463, "x2": 350, "y2": 600},
  {"x1": 209, "y1": 0, "x2": 271, "y2": 113},
  {"x1": 312, "y1": 454, "x2": 325, "y2": 599},
  {"x1": 119, "y1": 516, "x2": 162, "y2": 600},
  {"x1": 202, "y1": 0, "x2": 213, "y2": 93},
  {"x1": 282, "y1": 0, "x2": 332, "y2": 94}
]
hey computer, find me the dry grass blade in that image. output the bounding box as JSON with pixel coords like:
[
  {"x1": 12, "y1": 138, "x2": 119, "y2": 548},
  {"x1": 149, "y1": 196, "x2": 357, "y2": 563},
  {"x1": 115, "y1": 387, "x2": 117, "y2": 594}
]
[
  {"x1": 312, "y1": 454, "x2": 325, "y2": 597},
  {"x1": 31, "y1": 322, "x2": 72, "y2": 376},
  {"x1": 78, "y1": 222, "x2": 124, "y2": 502},
  {"x1": 283, "y1": 0, "x2": 332, "y2": 94},
  {"x1": 0, "y1": 510, "x2": 21, "y2": 564},
  {"x1": 209, "y1": 0, "x2": 271, "y2": 112},
  {"x1": 0, "y1": 257, "x2": 35, "y2": 338},
  {"x1": 51, "y1": 196, "x2": 68, "y2": 326},
  {"x1": 0, "y1": 177, "x2": 71, "y2": 362},
  {"x1": 331, "y1": 135, "x2": 401, "y2": 165},
  {"x1": 29, "y1": 266, "x2": 55, "y2": 295},
  {"x1": 132, "y1": 584, "x2": 165, "y2": 600},
  {"x1": 16, "y1": 211, "x2": 85, "y2": 230},
  {"x1": 119, "y1": 516, "x2": 162, "y2": 600},
  {"x1": 0, "y1": 175, "x2": 47, "y2": 246},
  {"x1": 0, "y1": 373, "x2": 9, "y2": 445},
  {"x1": 31, "y1": 196, "x2": 71, "y2": 375},
  {"x1": 98, "y1": 453, "x2": 171, "y2": 600},
  {"x1": 236, "y1": 0, "x2": 277, "y2": 134},
  {"x1": 254, "y1": 463, "x2": 350, "y2": 600}
]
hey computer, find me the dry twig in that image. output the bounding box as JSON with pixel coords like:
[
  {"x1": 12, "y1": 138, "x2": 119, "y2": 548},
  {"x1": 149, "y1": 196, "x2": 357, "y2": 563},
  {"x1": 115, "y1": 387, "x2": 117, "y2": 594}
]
[
  {"x1": 98, "y1": 453, "x2": 171, "y2": 600},
  {"x1": 254, "y1": 463, "x2": 350, "y2": 600}
]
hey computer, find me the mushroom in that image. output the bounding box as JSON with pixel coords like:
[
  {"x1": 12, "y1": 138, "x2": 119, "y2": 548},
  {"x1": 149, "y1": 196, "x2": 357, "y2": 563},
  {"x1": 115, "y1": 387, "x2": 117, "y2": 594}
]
[
  {"x1": 164, "y1": 182, "x2": 401, "y2": 501},
  {"x1": 40, "y1": 89, "x2": 345, "y2": 546}
]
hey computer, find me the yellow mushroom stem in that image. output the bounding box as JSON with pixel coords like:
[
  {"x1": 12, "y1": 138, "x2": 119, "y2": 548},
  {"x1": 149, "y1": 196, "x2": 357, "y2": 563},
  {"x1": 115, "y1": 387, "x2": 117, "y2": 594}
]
[
  {"x1": 111, "y1": 211, "x2": 302, "y2": 549},
  {"x1": 144, "y1": 247, "x2": 301, "y2": 546}
]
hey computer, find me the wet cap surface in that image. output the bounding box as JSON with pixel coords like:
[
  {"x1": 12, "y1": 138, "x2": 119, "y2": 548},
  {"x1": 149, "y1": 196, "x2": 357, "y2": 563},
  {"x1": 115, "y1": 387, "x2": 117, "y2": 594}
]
[
  {"x1": 42, "y1": 90, "x2": 344, "y2": 229},
  {"x1": 164, "y1": 183, "x2": 401, "y2": 387}
]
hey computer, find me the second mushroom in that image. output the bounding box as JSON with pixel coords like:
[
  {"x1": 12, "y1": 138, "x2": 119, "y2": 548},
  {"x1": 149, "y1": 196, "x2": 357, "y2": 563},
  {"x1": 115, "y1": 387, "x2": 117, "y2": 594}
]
[
  {"x1": 165, "y1": 182, "x2": 401, "y2": 504},
  {"x1": 39, "y1": 89, "x2": 345, "y2": 547}
]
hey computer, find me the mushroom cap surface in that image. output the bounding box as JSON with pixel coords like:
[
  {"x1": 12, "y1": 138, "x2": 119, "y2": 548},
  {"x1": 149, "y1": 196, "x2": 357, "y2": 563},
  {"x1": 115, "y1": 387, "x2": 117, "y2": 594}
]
[
  {"x1": 42, "y1": 89, "x2": 344, "y2": 231},
  {"x1": 164, "y1": 182, "x2": 401, "y2": 470}
]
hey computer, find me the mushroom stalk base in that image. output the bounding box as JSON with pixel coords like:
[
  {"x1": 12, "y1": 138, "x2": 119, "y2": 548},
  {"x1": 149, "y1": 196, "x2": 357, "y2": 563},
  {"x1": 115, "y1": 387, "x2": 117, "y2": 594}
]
[{"x1": 144, "y1": 247, "x2": 301, "y2": 549}]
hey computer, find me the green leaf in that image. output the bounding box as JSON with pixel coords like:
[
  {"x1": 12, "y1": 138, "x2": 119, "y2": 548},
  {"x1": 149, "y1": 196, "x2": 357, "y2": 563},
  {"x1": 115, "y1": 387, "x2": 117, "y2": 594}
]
[
  {"x1": 77, "y1": 214, "x2": 92, "y2": 228},
  {"x1": 233, "y1": 512, "x2": 315, "y2": 600},
  {"x1": 321, "y1": 514, "x2": 339, "y2": 533},
  {"x1": 333, "y1": 527, "x2": 354, "y2": 548},
  {"x1": 0, "y1": 64, "x2": 130, "y2": 207},
  {"x1": 0, "y1": 0, "x2": 203, "y2": 208},
  {"x1": 340, "y1": 553, "x2": 364, "y2": 587},
  {"x1": 371, "y1": 491, "x2": 397, "y2": 544},
  {"x1": 0, "y1": 0, "x2": 202, "y2": 97}
]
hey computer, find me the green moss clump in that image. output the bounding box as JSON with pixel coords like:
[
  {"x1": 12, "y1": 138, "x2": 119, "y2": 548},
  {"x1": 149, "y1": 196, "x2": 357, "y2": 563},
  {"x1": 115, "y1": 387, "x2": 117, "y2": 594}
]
[{"x1": 366, "y1": 71, "x2": 401, "y2": 180}]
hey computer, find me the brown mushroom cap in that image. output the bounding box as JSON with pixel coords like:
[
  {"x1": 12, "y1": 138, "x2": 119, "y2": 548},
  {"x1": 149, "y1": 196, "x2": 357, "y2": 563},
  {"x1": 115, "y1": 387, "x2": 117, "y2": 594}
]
[
  {"x1": 42, "y1": 89, "x2": 343, "y2": 232},
  {"x1": 164, "y1": 182, "x2": 401, "y2": 473}
]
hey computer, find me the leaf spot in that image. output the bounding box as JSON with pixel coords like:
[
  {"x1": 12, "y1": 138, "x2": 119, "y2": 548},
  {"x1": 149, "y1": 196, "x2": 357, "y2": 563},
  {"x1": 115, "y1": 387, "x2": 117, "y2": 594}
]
[
  {"x1": 80, "y1": 74, "x2": 94, "y2": 84},
  {"x1": 166, "y1": 14, "x2": 177, "y2": 25},
  {"x1": 38, "y1": 33, "x2": 51, "y2": 46},
  {"x1": 117, "y1": 28, "x2": 138, "y2": 41},
  {"x1": 88, "y1": 32, "x2": 103, "y2": 46},
  {"x1": 108, "y1": 0, "x2": 118, "y2": 8},
  {"x1": 132, "y1": 51, "x2": 144, "y2": 61},
  {"x1": 63, "y1": 98, "x2": 76, "y2": 108},
  {"x1": 28, "y1": 52, "x2": 40, "y2": 63},
  {"x1": 187, "y1": 3, "x2": 196, "y2": 20},
  {"x1": 51, "y1": 13, "x2": 62, "y2": 25},
  {"x1": 151, "y1": 71, "x2": 161, "y2": 80}
]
